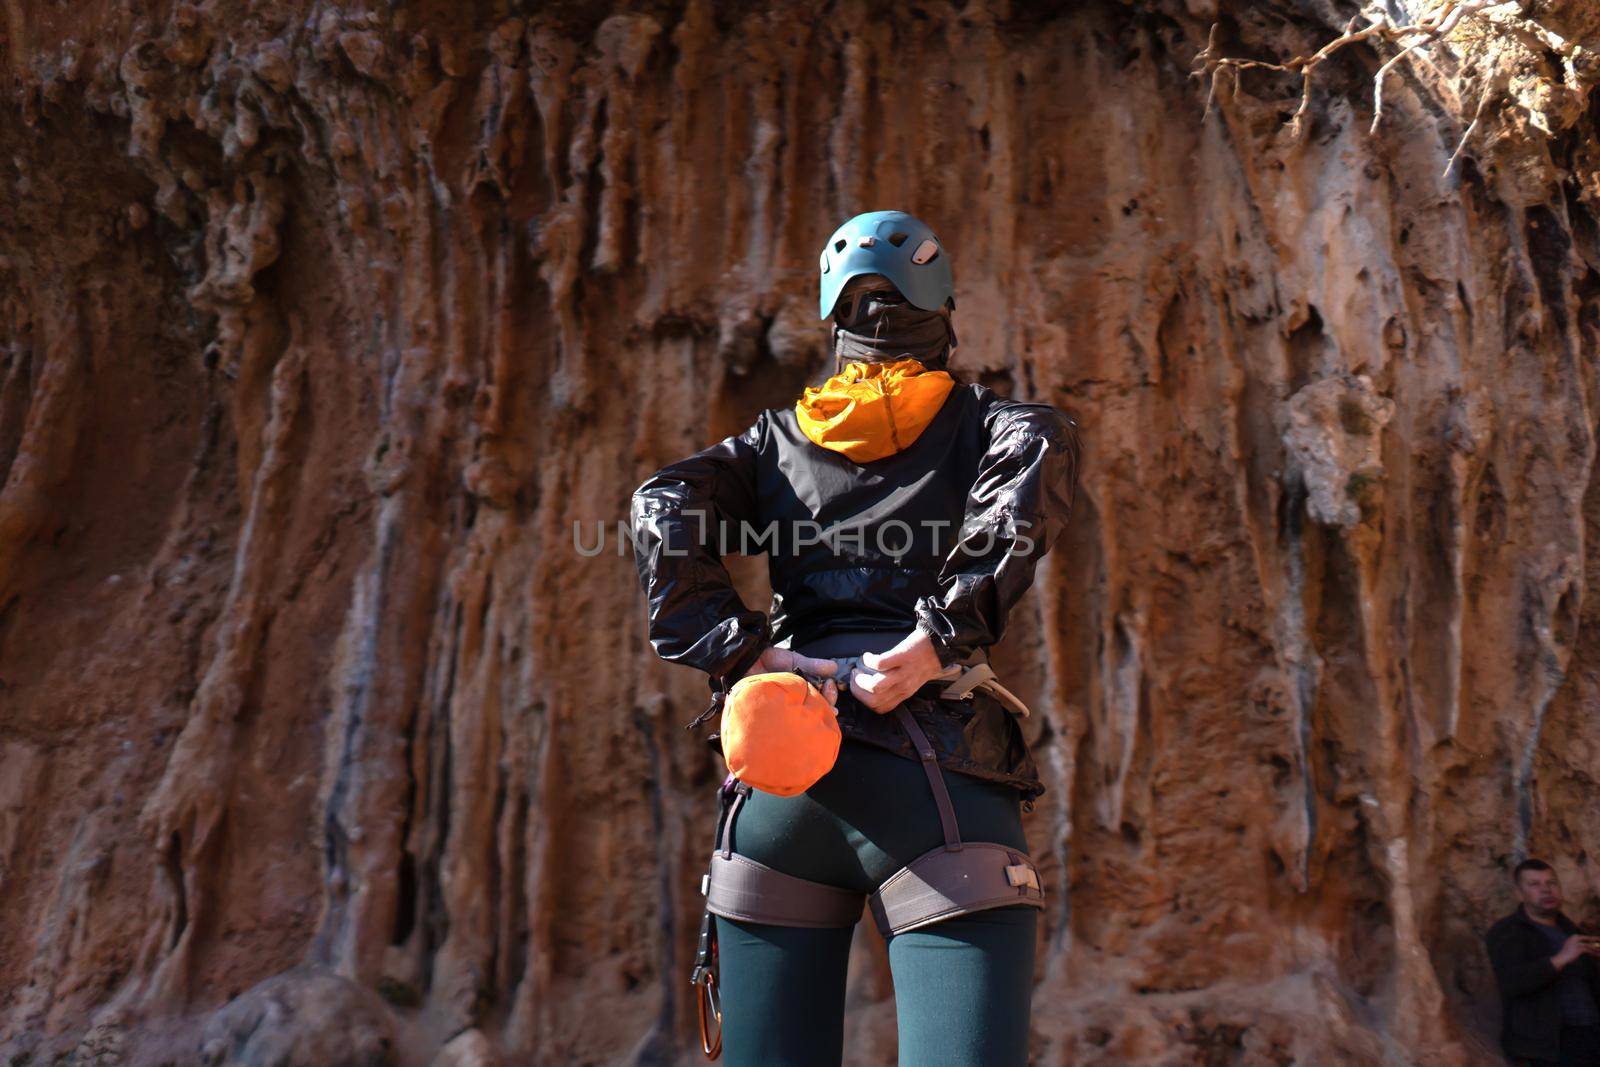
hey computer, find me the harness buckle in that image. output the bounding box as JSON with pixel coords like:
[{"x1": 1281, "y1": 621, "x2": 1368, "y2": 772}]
[{"x1": 1005, "y1": 863, "x2": 1041, "y2": 891}]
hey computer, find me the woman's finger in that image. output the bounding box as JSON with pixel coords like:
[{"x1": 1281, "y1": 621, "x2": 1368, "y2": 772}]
[
  {"x1": 849, "y1": 672, "x2": 876, "y2": 705},
  {"x1": 739, "y1": 647, "x2": 775, "y2": 679},
  {"x1": 853, "y1": 669, "x2": 890, "y2": 694},
  {"x1": 867, "y1": 644, "x2": 913, "y2": 672},
  {"x1": 861, "y1": 649, "x2": 900, "y2": 672},
  {"x1": 798, "y1": 655, "x2": 839, "y2": 676},
  {"x1": 850, "y1": 672, "x2": 904, "y2": 713}
]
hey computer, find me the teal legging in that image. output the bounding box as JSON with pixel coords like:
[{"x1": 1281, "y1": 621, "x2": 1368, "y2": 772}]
[{"x1": 712, "y1": 738, "x2": 1038, "y2": 1066}]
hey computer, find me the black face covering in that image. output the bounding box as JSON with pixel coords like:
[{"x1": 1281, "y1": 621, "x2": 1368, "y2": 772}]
[{"x1": 831, "y1": 277, "x2": 956, "y2": 373}]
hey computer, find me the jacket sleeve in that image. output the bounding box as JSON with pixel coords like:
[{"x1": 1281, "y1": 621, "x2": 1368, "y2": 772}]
[
  {"x1": 630, "y1": 414, "x2": 773, "y2": 703},
  {"x1": 913, "y1": 400, "x2": 1081, "y2": 667},
  {"x1": 1486, "y1": 921, "x2": 1561, "y2": 999}
]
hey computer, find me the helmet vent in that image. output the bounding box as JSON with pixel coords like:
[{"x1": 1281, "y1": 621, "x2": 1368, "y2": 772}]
[
  {"x1": 834, "y1": 239, "x2": 847, "y2": 252},
  {"x1": 888, "y1": 232, "x2": 909, "y2": 247},
  {"x1": 910, "y1": 239, "x2": 941, "y2": 265}
]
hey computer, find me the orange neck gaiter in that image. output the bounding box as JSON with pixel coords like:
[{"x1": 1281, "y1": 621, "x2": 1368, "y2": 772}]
[{"x1": 794, "y1": 358, "x2": 956, "y2": 463}]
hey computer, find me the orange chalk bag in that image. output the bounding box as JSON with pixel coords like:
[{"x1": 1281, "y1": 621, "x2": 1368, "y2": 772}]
[{"x1": 719, "y1": 671, "x2": 842, "y2": 797}]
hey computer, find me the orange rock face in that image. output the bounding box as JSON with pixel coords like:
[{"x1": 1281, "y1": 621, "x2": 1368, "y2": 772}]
[{"x1": 1, "y1": 2, "x2": 1598, "y2": 1064}]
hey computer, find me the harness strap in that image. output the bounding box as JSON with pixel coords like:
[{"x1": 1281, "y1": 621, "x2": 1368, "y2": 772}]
[
  {"x1": 868, "y1": 843, "x2": 1045, "y2": 938},
  {"x1": 705, "y1": 851, "x2": 865, "y2": 928},
  {"x1": 974, "y1": 676, "x2": 1032, "y2": 718},
  {"x1": 936, "y1": 660, "x2": 993, "y2": 699},
  {"x1": 718, "y1": 782, "x2": 751, "y2": 861},
  {"x1": 932, "y1": 659, "x2": 1031, "y2": 717},
  {"x1": 804, "y1": 653, "x2": 968, "y2": 852},
  {"x1": 893, "y1": 705, "x2": 962, "y2": 852}
]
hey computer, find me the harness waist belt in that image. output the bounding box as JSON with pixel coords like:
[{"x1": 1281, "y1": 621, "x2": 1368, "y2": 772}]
[{"x1": 785, "y1": 630, "x2": 1033, "y2": 717}]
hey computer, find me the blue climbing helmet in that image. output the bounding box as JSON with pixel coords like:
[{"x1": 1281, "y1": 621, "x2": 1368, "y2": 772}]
[{"x1": 817, "y1": 210, "x2": 954, "y2": 320}]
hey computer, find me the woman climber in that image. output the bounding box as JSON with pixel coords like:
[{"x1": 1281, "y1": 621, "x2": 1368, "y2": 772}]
[{"x1": 630, "y1": 209, "x2": 1081, "y2": 1067}]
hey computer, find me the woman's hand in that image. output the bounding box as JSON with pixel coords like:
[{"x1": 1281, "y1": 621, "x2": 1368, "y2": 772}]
[
  {"x1": 849, "y1": 630, "x2": 945, "y2": 714},
  {"x1": 740, "y1": 646, "x2": 840, "y2": 707}
]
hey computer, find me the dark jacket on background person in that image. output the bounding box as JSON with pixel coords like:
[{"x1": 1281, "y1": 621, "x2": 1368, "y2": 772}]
[
  {"x1": 1486, "y1": 907, "x2": 1600, "y2": 1063},
  {"x1": 630, "y1": 379, "x2": 1080, "y2": 802}
]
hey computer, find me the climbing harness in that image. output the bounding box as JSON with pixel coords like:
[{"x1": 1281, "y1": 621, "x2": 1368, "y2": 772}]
[{"x1": 687, "y1": 644, "x2": 1044, "y2": 1060}]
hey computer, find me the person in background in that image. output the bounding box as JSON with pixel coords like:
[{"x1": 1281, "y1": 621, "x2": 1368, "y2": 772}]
[{"x1": 1486, "y1": 858, "x2": 1600, "y2": 1066}]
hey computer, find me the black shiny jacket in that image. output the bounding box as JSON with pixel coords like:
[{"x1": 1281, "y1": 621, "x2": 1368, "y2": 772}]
[{"x1": 629, "y1": 379, "x2": 1081, "y2": 801}]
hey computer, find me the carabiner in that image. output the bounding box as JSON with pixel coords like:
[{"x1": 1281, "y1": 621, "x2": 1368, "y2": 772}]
[{"x1": 694, "y1": 966, "x2": 722, "y2": 1059}]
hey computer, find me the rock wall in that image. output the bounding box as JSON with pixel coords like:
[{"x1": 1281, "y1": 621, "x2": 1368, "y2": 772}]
[{"x1": 1, "y1": 1, "x2": 1597, "y2": 1064}]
